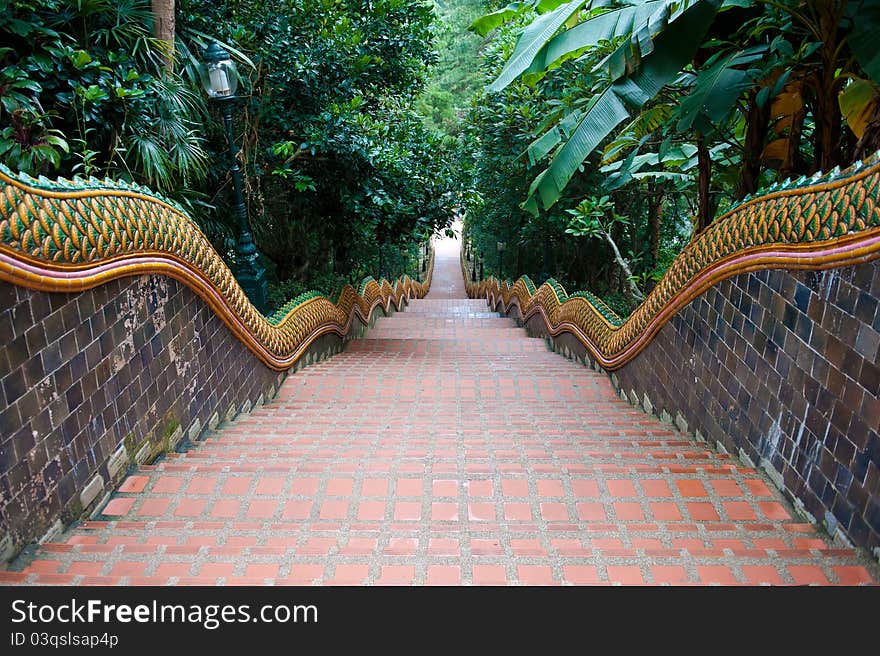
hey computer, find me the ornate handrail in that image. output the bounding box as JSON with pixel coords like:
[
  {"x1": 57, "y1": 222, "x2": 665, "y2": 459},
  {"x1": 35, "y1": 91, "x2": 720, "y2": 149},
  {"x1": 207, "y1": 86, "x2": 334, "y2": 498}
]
[
  {"x1": 465, "y1": 151, "x2": 880, "y2": 370},
  {"x1": 0, "y1": 166, "x2": 433, "y2": 371}
]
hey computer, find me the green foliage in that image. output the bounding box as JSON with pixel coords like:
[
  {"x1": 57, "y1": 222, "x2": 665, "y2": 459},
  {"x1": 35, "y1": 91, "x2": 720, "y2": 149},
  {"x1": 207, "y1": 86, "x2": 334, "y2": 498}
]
[
  {"x1": 522, "y1": 0, "x2": 723, "y2": 213},
  {"x1": 673, "y1": 46, "x2": 767, "y2": 135},
  {"x1": 564, "y1": 195, "x2": 625, "y2": 239},
  {"x1": 416, "y1": 0, "x2": 486, "y2": 135},
  {"x1": 485, "y1": 0, "x2": 585, "y2": 93},
  {"x1": 176, "y1": 0, "x2": 458, "y2": 303},
  {"x1": 463, "y1": 0, "x2": 880, "y2": 318},
  {"x1": 0, "y1": 0, "x2": 210, "y2": 201},
  {"x1": 0, "y1": 110, "x2": 69, "y2": 171},
  {"x1": 846, "y1": 0, "x2": 880, "y2": 84},
  {"x1": 470, "y1": 2, "x2": 526, "y2": 37},
  {"x1": 1, "y1": 0, "x2": 461, "y2": 312},
  {"x1": 462, "y1": 0, "x2": 702, "y2": 311}
]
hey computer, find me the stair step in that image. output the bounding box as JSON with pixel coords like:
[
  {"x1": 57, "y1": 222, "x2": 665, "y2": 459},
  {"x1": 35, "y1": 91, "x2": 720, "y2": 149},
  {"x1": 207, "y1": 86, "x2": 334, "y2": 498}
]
[{"x1": 28, "y1": 543, "x2": 865, "y2": 562}]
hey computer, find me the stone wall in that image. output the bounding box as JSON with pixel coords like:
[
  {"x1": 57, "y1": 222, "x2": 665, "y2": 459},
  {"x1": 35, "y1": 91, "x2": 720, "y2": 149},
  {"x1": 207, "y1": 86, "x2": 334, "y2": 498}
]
[
  {"x1": 523, "y1": 261, "x2": 880, "y2": 557},
  {"x1": 0, "y1": 275, "x2": 293, "y2": 558}
]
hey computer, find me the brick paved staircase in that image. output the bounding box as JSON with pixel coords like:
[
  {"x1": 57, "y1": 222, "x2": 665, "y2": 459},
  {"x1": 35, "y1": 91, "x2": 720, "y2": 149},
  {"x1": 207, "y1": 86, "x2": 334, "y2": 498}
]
[{"x1": 3, "y1": 233, "x2": 878, "y2": 586}]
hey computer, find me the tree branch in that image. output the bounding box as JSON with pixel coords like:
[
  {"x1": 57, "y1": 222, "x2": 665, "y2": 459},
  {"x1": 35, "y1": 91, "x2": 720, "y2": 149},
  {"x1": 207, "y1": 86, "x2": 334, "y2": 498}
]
[{"x1": 601, "y1": 229, "x2": 645, "y2": 302}]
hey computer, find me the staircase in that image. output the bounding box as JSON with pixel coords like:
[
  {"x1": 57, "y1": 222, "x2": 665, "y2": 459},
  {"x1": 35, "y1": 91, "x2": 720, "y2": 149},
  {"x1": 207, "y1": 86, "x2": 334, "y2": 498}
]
[{"x1": 3, "y1": 233, "x2": 877, "y2": 586}]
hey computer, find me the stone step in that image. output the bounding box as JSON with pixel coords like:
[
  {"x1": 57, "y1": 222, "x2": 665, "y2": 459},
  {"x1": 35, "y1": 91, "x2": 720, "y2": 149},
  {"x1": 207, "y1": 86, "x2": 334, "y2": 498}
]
[
  {"x1": 30, "y1": 542, "x2": 869, "y2": 564},
  {"x1": 404, "y1": 299, "x2": 489, "y2": 308},
  {"x1": 374, "y1": 316, "x2": 511, "y2": 326},
  {"x1": 195, "y1": 438, "x2": 699, "y2": 448},
  {"x1": 9, "y1": 558, "x2": 875, "y2": 586},
  {"x1": 400, "y1": 312, "x2": 501, "y2": 318},
  {"x1": 345, "y1": 341, "x2": 548, "y2": 352},
  {"x1": 166, "y1": 442, "x2": 723, "y2": 456},
  {"x1": 363, "y1": 330, "x2": 528, "y2": 341}
]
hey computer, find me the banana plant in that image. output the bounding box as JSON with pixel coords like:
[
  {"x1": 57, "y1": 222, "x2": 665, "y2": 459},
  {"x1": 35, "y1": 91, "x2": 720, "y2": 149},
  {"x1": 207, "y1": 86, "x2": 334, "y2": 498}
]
[
  {"x1": 477, "y1": 0, "x2": 880, "y2": 215},
  {"x1": 839, "y1": 76, "x2": 880, "y2": 154},
  {"x1": 481, "y1": 0, "x2": 724, "y2": 214}
]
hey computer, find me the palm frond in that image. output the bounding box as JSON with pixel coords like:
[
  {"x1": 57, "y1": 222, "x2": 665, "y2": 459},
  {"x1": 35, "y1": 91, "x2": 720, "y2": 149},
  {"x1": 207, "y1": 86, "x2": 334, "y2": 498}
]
[
  {"x1": 600, "y1": 102, "x2": 674, "y2": 165},
  {"x1": 524, "y1": 0, "x2": 722, "y2": 212}
]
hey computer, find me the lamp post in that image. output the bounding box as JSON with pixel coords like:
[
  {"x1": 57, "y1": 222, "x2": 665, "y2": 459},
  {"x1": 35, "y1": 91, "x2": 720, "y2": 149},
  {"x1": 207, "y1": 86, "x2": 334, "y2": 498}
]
[
  {"x1": 471, "y1": 242, "x2": 477, "y2": 281},
  {"x1": 378, "y1": 243, "x2": 384, "y2": 280},
  {"x1": 541, "y1": 234, "x2": 550, "y2": 283},
  {"x1": 422, "y1": 241, "x2": 427, "y2": 273},
  {"x1": 479, "y1": 252, "x2": 484, "y2": 281},
  {"x1": 201, "y1": 42, "x2": 268, "y2": 313},
  {"x1": 496, "y1": 240, "x2": 506, "y2": 280}
]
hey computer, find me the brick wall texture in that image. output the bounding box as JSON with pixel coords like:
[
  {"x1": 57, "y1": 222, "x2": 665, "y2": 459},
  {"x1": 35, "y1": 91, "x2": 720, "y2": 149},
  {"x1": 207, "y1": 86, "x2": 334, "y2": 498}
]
[
  {"x1": 0, "y1": 275, "x2": 284, "y2": 552},
  {"x1": 612, "y1": 261, "x2": 880, "y2": 553}
]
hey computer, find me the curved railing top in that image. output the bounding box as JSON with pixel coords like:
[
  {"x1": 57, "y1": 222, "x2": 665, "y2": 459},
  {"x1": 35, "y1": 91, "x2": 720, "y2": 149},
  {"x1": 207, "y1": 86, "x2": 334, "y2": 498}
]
[
  {"x1": 467, "y1": 150, "x2": 880, "y2": 370},
  {"x1": 0, "y1": 165, "x2": 434, "y2": 371}
]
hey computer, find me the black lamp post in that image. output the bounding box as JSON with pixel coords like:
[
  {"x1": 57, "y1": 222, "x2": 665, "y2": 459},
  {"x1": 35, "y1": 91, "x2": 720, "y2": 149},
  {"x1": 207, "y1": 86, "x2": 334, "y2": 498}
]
[
  {"x1": 378, "y1": 242, "x2": 385, "y2": 280},
  {"x1": 541, "y1": 234, "x2": 550, "y2": 283},
  {"x1": 496, "y1": 240, "x2": 506, "y2": 280},
  {"x1": 471, "y1": 243, "x2": 477, "y2": 281},
  {"x1": 479, "y1": 252, "x2": 484, "y2": 281},
  {"x1": 201, "y1": 42, "x2": 268, "y2": 313}
]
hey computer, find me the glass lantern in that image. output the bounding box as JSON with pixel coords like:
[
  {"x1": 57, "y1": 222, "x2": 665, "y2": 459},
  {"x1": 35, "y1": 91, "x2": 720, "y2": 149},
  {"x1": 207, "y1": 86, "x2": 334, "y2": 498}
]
[{"x1": 200, "y1": 42, "x2": 238, "y2": 99}]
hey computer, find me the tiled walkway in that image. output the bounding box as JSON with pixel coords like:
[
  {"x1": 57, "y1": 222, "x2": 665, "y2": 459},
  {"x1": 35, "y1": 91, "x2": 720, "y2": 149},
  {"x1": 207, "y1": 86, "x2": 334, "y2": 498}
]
[{"x1": 4, "y1": 233, "x2": 878, "y2": 585}]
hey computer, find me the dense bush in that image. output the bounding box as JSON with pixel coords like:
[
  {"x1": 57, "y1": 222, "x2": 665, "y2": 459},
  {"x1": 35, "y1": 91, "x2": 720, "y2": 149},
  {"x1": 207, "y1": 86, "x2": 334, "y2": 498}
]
[
  {"x1": 0, "y1": 0, "x2": 210, "y2": 207},
  {"x1": 1, "y1": 0, "x2": 461, "y2": 308},
  {"x1": 462, "y1": 1, "x2": 880, "y2": 314},
  {"x1": 178, "y1": 0, "x2": 460, "y2": 300}
]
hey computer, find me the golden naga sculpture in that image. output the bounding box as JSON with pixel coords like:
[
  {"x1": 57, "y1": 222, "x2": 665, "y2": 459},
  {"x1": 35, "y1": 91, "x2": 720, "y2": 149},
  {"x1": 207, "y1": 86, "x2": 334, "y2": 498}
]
[
  {"x1": 0, "y1": 165, "x2": 432, "y2": 371},
  {"x1": 465, "y1": 152, "x2": 880, "y2": 370}
]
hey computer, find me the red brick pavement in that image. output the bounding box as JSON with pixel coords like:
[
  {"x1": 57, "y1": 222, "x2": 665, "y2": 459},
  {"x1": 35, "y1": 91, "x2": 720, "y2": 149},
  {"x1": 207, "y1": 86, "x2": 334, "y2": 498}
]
[{"x1": 5, "y1": 231, "x2": 878, "y2": 586}]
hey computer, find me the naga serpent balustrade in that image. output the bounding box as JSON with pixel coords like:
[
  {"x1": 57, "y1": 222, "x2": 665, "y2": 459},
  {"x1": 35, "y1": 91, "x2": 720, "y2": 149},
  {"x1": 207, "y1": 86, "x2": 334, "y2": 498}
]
[
  {"x1": 0, "y1": 165, "x2": 433, "y2": 371},
  {"x1": 465, "y1": 151, "x2": 880, "y2": 370}
]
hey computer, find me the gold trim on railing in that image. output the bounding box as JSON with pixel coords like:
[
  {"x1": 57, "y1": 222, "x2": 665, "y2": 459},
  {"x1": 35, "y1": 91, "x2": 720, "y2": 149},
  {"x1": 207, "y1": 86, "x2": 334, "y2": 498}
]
[
  {"x1": 464, "y1": 153, "x2": 880, "y2": 370},
  {"x1": 0, "y1": 166, "x2": 434, "y2": 371}
]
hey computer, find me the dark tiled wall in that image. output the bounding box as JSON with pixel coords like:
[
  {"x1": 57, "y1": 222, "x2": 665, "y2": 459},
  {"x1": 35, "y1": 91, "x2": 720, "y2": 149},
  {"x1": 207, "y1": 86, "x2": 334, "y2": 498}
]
[
  {"x1": 611, "y1": 261, "x2": 880, "y2": 554},
  {"x1": 0, "y1": 275, "x2": 286, "y2": 556}
]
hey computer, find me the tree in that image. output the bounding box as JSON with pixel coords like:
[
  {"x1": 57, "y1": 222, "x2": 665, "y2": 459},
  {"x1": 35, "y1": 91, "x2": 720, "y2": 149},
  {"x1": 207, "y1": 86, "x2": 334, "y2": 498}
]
[
  {"x1": 152, "y1": 0, "x2": 176, "y2": 71},
  {"x1": 176, "y1": 0, "x2": 458, "y2": 302},
  {"x1": 0, "y1": 0, "x2": 208, "y2": 198},
  {"x1": 477, "y1": 0, "x2": 880, "y2": 216},
  {"x1": 565, "y1": 195, "x2": 644, "y2": 301}
]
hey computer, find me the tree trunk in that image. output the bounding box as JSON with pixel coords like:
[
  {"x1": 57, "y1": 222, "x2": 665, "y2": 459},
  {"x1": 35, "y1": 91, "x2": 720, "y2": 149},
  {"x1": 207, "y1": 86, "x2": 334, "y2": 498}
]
[
  {"x1": 646, "y1": 181, "x2": 663, "y2": 291},
  {"x1": 695, "y1": 132, "x2": 712, "y2": 234},
  {"x1": 739, "y1": 88, "x2": 770, "y2": 198},
  {"x1": 812, "y1": 0, "x2": 844, "y2": 172},
  {"x1": 780, "y1": 82, "x2": 807, "y2": 179},
  {"x1": 152, "y1": 0, "x2": 176, "y2": 72},
  {"x1": 629, "y1": 193, "x2": 641, "y2": 269}
]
